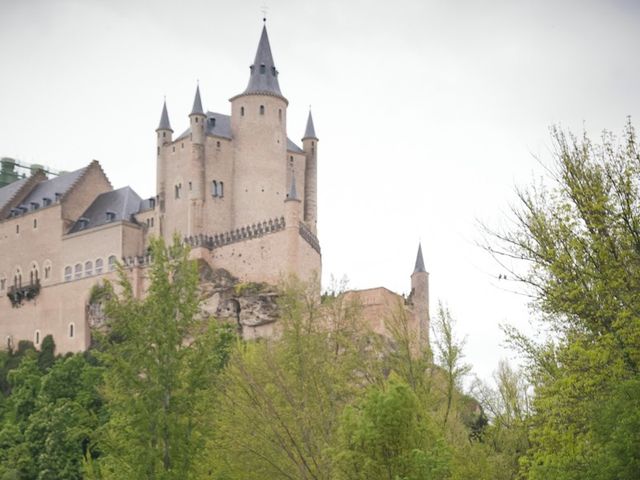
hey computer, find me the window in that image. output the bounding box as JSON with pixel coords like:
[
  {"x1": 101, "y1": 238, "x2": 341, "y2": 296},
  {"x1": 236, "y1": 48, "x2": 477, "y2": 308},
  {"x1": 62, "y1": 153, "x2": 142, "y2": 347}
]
[
  {"x1": 69, "y1": 323, "x2": 75, "y2": 338},
  {"x1": 260, "y1": 64, "x2": 266, "y2": 74},
  {"x1": 95, "y1": 258, "x2": 104, "y2": 274},
  {"x1": 35, "y1": 330, "x2": 40, "y2": 345},
  {"x1": 42, "y1": 197, "x2": 51, "y2": 206},
  {"x1": 30, "y1": 263, "x2": 38, "y2": 284},
  {"x1": 44, "y1": 262, "x2": 51, "y2": 280},
  {"x1": 64, "y1": 266, "x2": 72, "y2": 282},
  {"x1": 16, "y1": 225, "x2": 19, "y2": 234},
  {"x1": 85, "y1": 261, "x2": 93, "y2": 277},
  {"x1": 216, "y1": 141, "x2": 221, "y2": 148},
  {"x1": 259, "y1": 105, "x2": 265, "y2": 115},
  {"x1": 175, "y1": 184, "x2": 181, "y2": 199},
  {"x1": 188, "y1": 181, "x2": 192, "y2": 191},
  {"x1": 106, "y1": 211, "x2": 115, "y2": 222},
  {"x1": 241, "y1": 106, "x2": 245, "y2": 116},
  {"x1": 108, "y1": 255, "x2": 117, "y2": 272},
  {"x1": 219, "y1": 181, "x2": 224, "y2": 198},
  {"x1": 211, "y1": 181, "x2": 218, "y2": 197},
  {"x1": 0, "y1": 277, "x2": 6, "y2": 291},
  {"x1": 14, "y1": 269, "x2": 22, "y2": 288},
  {"x1": 74, "y1": 263, "x2": 82, "y2": 280},
  {"x1": 33, "y1": 219, "x2": 37, "y2": 229},
  {"x1": 279, "y1": 109, "x2": 282, "y2": 121}
]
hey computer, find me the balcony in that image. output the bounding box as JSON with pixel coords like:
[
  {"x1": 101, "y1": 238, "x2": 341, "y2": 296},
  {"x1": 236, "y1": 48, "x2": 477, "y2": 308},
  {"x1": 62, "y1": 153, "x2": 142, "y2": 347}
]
[{"x1": 7, "y1": 280, "x2": 41, "y2": 308}]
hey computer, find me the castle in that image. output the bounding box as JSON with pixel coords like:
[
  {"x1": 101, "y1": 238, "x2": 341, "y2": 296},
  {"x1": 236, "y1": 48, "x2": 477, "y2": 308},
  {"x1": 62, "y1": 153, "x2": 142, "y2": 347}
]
[{"x1": 0, "y1": 23, "x2": 429, "y2": 353}]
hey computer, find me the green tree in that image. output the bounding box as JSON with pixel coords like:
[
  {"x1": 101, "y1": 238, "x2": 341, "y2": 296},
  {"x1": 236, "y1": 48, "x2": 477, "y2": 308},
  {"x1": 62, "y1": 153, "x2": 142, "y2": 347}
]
[
  {"x1": 488, "y1": 120, "x2": 640, "y2": 479},
  {"x1": 332, "y1": 377, "x2": 450, "y2": 480},
  {"x1": 95, "y1": 237, "x2": 234, "y2": 479}
]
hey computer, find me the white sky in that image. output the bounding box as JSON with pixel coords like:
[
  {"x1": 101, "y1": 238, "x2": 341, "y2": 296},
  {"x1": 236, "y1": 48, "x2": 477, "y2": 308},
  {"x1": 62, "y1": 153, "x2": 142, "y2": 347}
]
[{"x1": 1, "y1": 0, "x2": 639, "y2": 382}]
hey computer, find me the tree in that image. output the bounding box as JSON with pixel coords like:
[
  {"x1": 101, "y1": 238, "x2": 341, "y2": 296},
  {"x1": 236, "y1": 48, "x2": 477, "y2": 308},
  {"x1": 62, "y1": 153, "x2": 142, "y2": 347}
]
[
  {"x1": 95, "y1": 237, "x2": 234, "y2": 479},
  {"x1": 487, "y1": 120, "x2": 640, "y2": 479},
  {"x1": 332, "y1": 377, "x2": 450, "y2": 480}
]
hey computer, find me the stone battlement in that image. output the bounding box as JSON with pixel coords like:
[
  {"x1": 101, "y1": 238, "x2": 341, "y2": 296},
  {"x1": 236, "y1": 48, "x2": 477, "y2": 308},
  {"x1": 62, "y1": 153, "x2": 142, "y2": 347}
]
[{"x1": 184, "y1": 216, "x2": 287, "y2": 250}]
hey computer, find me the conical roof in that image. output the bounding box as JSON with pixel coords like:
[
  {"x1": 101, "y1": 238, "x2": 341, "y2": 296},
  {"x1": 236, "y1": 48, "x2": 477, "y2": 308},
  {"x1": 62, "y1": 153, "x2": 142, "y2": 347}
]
[
  {"x1": 303, "y1": 110, "x2": 317, "y2": 140},
  {"x1": 413, "y1": 243, "x2": 427, "y2": 274},
  {"x1": 156, "y1": 100, "x2": 172, "y2": 131},
  {"x1": 190, "y1": 85, "x2": 204, "y2": 115},
  {"x1": 243, "y1": 25, "x2": 282, "y2": 96}
]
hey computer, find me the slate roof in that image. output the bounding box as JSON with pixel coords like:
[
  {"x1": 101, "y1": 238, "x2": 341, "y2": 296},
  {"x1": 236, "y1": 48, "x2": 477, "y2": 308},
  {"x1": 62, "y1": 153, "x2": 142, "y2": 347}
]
[
  {"x1": 303, "y1": 111, "x2": 317, "y2": 140},
  {"x1": 68, "y1": 186, "x2": 142, "y2": 234},
  {"x1": 287, "y1": 138, "x2": 304, "y2": 154},
  {"x1": 19, "y1": 166, "x2": 88, "y2": 210},
  {"x1": 157, "y1": 101, "x2": 172, "y2": 131},
  {"x1": 243, "y1": 25, "x2": 282, "y2": 97},
  {"x1": 190, "y1": 85, "x2": 204, "y2": 116},
  {"x1": 0, "y1": 177, "x2": 29, "y2": 211},
  {"x1": 413, "y1": 243, "x2": 427, "y2": 273}
]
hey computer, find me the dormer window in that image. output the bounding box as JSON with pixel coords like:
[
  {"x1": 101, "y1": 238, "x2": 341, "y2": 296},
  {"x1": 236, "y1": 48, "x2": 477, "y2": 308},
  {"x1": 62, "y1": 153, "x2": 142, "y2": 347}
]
[
  {"x1": 149, "y1": 197, "x2": 156, "y2": 209},
  {"x1": 106, "y1": 211, "x2": 116, "y2": 222},
  {"x1": 54, "y1": 192, "x2": 62, "y2": 202},
  {"x1": 78, "y1": 217, "x2": 89, "y2": 229},
  {"x1": 30, "y1": 202, "x2": 39, "y2": 211},
  {"x1": 260, "y1": 64, "x2": 266, "y2": 74},
  {"x1": 209, "y1": 117, "x2": 216, "y2": 127},
  {"x1": 19, "y1": 206, "x2": 28, "y2": 214},
  {"x1": 42, "y1": 197, "x2": 51, "y2": 206}
]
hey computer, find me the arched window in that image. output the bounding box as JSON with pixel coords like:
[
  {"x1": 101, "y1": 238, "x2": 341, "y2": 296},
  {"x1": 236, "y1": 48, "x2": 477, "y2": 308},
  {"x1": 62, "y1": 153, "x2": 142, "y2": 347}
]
[
  {"x1": 240, "y1": 106, "x2": 245, "y2": 116},
  {"x1": 43, "y1": 260, "x2": 52, "y2": 281},
  {"x1": 64, "y1": 266, "x2": 72, "y2": 282},
  {"x1": 0, "y1": 276, "x2": 6, "y2": 292},
  {"x1": 108, "y1": 255, "x2": 117, "y2": 272},
  {"x1": 14, "y1": 268, "x2": 22, "y2": 288},
  {"x1": 69, "y1": 323, "x2": 75, "y2": 338},
  {"x1": 35, "y1": 330, "x2": 40, "y2": 345},
  {"x1": 85, "y1": 261, "x2": 93, "y2": 277},
  {"x1": 259, "y1": 105, "x2": 265, "y2": 115},
  {"x1": 30, "y1": 262, "x2": 38, "y2": 284},
  {"x1": 74, "y1": 263, "x2": 82, "y2": 280},
  {"x1": 219, "y1": 181, "x2": 224, "y2": 198},
  {"x1": 279, "y1": 109, "x2": 282, "y2": 122},
  {"x1": 211, "y1": 180, "x2": 218, "y2": 197},
  {"x1": 95, "y1": 258, "x2": 104, "y2": 275}
]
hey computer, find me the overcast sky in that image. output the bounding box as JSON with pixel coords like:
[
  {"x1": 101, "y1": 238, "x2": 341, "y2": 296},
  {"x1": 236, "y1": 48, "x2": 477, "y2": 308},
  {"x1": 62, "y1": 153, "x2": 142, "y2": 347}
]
[{"x1": 1, "y1": 0, "x2": 639, "y2": 382}]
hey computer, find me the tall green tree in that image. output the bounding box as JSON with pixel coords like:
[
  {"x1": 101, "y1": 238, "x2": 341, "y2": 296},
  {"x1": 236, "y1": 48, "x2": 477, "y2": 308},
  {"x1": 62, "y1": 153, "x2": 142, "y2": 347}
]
[
  {"x1": 488, "y1": 120, "x2": 640, "y2": 479},
  {"x1": 95, "y1": 237, "x2": 234, "y2": 480}
]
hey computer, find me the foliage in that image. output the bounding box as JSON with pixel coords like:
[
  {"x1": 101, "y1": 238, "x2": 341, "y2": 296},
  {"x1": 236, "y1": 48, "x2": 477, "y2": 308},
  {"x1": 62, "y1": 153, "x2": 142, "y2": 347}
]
[
  {"x1": 94, "y1": 236, "x2": 234, "y2": 480},
  {"x1": 488, "y1": 120, "x2": 640, "y2": 479}
]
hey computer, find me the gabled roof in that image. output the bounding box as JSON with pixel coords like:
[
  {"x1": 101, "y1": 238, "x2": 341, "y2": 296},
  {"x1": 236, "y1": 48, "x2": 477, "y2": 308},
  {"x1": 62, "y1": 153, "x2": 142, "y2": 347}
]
[
  {"x1": 176, "y1": 111, "x2": 232, "y2": 141},
  {"x1": 0, "y1": 177, "x2": 29, "y2": 211},
  {"x1": 68, "y1": 186, "x2": 142, "y2": 234},
  {"x1": 20, "y1": 166, "x2": 88, "y2": 209}
]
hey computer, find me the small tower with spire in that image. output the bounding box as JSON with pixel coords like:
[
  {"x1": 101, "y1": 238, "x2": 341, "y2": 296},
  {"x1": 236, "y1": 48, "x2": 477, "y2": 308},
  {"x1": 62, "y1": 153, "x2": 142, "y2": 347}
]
[
  {"x1": 284, "y1": 173, "x2": 302, "y2": 276},
  {"x1": 155, "y1": 100, "x2": 173, "y2": 221},
  {"x1": 188, "y1": 84, "x2": 207, "y2": 235},
  {"x1": 302, "y1": 110, "x2": 318, "y2": 234},
  {"x1": 410, "y1": 243, "x2": 430, "y2": 345}
]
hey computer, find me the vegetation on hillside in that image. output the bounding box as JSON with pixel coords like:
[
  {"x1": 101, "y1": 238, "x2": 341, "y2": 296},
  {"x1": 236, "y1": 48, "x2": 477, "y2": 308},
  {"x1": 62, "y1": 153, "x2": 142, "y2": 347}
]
[{"x1": 1, "y1": 121, "x2": 639, "y2": 479}]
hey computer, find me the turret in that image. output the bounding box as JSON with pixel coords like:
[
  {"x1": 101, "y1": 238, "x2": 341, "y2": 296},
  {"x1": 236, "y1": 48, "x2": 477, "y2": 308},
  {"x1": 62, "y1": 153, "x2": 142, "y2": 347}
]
[
  {"x1": 188, "y1": 85, "x2": 206, "y2": 235},
  {"x1": 284, "y1": 174, "x2": 302, "y2": 277},
  {"x1": 229, "y1": 22, "x2": 289, "y2": 227},
  {"x1": 302, "y1": 110, "x2": 318, "y2": 234},
  {"x1": 410, "y1": 243, "x2": 430, "y2": 346},
  {"x1": 155, "y1": 100, "x2": 173, "y2": 216}
]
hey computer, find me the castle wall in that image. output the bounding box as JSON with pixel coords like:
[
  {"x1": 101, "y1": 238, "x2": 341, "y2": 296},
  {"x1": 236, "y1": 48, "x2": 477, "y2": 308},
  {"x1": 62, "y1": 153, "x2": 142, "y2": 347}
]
[{"x1": 202, "y1": 135, "x2": 234, "y2": 233}]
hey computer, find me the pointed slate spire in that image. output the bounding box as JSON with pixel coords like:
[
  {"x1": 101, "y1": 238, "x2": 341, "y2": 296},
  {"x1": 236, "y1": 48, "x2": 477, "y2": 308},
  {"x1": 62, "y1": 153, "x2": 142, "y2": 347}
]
[
  {"x1": 286, "y1": 173, "x2": 298, "y2": 201},
  {"x1": 302, "y1": 110, "x2": 317, "y2": 140},
  {"x1": 190, "y1": 84, "x2": 204, "y2": 116},
  {"x1": 244, "y1": 24, "x2": 282, "y2": 96},
  {"x1": 413, "y1": 243, "x2": 427, "y2": 274},
  {"x1": 156, "y1": 100, "x2": 173, "y2": 132}
]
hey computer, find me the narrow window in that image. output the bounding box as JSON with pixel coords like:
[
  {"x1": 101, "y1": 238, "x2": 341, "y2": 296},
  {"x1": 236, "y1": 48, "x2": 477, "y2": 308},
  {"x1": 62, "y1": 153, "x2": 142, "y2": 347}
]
[
  {"x1": 212, "y1": 180, "x2": 218, "y2": 197},
  {"x1": 259, "y1": 105, "x2": 265, "y2": 115},
  {"x1": 16, "y1": 225, "x2": 19, "y2": 234},
  {"x1": 95, "y1": 258, "x2": 104, "y2": 274},
  {"x1": 74, "y1": 263, "x2": 82, "y2": 280},
  {"x1": 64, "y1": 266, "x2": 72, "y2": 282},
  {"x1": 69, "y1": 323, "x2": 74, "y2": 338},
  {"x1": 279, "y1": 109, "x2": 282, "y2": 121},
  {"x1": 162, "y1": 131, "x2": 166, "y2": 138},
  {"x1": 216, "y1": 141, "x2": 221, "y2": 148},
  {"x1": 0, "y1": 278, "x2": 5, "y2": 291},
  {"x1": 219, "y1": 181, "x2": 224, "y2": 198},
  {"x1": 35, "y1": 331, "x2": 40, "y2": 345},
  {"x1": 44, "y1": 265, "x2": 50, "y2": 280},
  {"x1": 85, "y1": 261, "x2": 93, "y2": 277},
  {"x1": 175, "y1": 185, "x2": 181, "y2": 199},
  {"x1": 33, "y1": 219, "x2": 37, "y2": 229},
  {"x1": 260, "y1": 64, "x2": 266, "y2": 74},
  {"x1": 241, "y1": 106, "x2": 245, "y2": 116},
  {"x1": 188, "y1": 181, "x2": 192, "y2": 191},
  {"x1": 108, "y1": 255, "x2": 117, "y2": 272}
]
